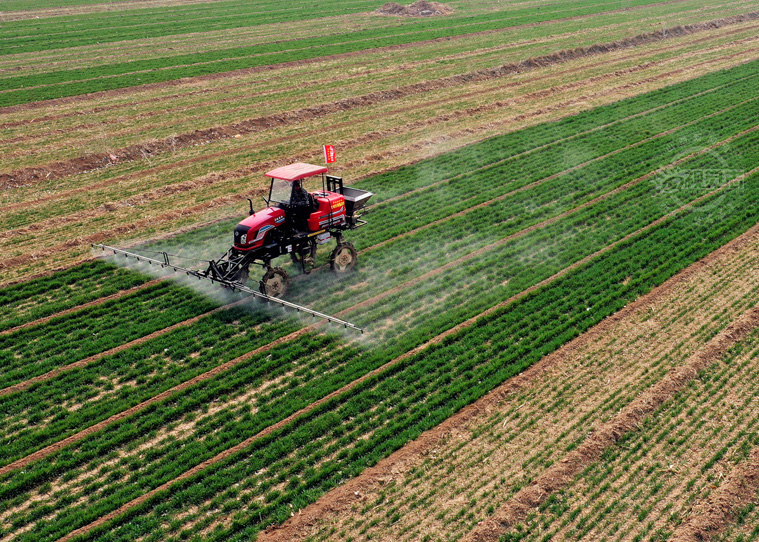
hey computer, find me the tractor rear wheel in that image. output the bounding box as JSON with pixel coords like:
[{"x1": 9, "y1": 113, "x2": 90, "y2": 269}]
[
  {"x1": 260, "y1": 267, "x2": 289, "y2": 298},
  {"x1": 330, "y1": 242, "x2": 357, "y2": 273}
]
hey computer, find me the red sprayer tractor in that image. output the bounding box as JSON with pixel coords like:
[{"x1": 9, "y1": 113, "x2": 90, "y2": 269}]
[{"x1": 94, "y1": 163, "x2": 372, "y2": 332}]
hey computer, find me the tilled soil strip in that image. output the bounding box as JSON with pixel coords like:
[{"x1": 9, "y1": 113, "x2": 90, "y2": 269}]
[
  {"x1": 0, "y1": 0, "x2": 698, "y2": 118},
  {"x1": 53, "y1": 164, "x2": 754, "y2": 542},
  {"x1": 0, "y1": 296, "x2": 251, "y2": 399},
  {"x1": 0, "y1": 278, "x2": 163, "y2": 336},
  {"x1": 461, "y1": 305, "x2": 759, "y2": 542},
  {"x1": 670, "y1": 446, "x2": 759, "y2": 541},
  {"x1": 4, "y1": 10, "x2": 757, "y2": 190},
  {"x1": 257, "y1": 219, "x2": 759, "y2": 542}
]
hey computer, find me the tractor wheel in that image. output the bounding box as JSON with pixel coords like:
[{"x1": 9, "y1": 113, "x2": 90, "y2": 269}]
[
  {"x1": 260, "y1": 267, "x2": 289, "y2": 298},
  {"x1": 330, "y1": 242, "x2": 357, "y2": 273}
]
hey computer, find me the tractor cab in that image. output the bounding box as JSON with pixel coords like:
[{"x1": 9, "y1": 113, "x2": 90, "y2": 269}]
[{"x1": 264, "y1": 163, "x2": 347, "y2": 233}]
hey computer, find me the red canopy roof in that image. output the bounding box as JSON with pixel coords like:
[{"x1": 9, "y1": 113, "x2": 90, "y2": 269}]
[{"x1": 265, "y1": 162, "x2": 328, "y2": 181}]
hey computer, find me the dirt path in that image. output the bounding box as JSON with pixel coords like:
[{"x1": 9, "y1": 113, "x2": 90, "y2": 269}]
[
  {"x1": 4, "y1": 11, "x2": 757, "y2": 189},
  {"x1": 257, "y1": 215, "x2": 759, "y2": 542}
]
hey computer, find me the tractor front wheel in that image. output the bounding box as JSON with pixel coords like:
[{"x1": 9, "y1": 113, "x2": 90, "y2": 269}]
[
  {"x1": 260, "y1": 267, "x2": 289, "y2": 298},
  {"x1": 330, "y1": 242, "x2": 357, "y2": 273}
]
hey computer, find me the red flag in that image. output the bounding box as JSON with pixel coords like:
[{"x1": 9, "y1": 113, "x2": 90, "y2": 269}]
[{"x1": 323, "y1": 145, "x2": 336, "y2": 164}]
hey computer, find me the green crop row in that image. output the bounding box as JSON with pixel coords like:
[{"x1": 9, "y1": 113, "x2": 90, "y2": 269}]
[
  {"x1": 3, "y1": 80, "x2": 758, "y2": 540},
  {"x1": 0, "y1": 0, "x2": 684, "y2": 106},
  {"x1": 0, "y1": 280, "x2": 219, "y2": 389},
  {"x1": 502, "y1": 332, "x2": 759, "y2": 542},
  {"x1": 0, "y1": 304, "x2": 305, "y2": 467},
  {"x1": 360, "y1": 57, "x2": 759, "y2": 202},
  {"x1": 300, "y1": 96, "x2": 759, "y2": 316},
  {"x1": 65, "y1": 167, "x2": 759, "y2": 542},
  {"x1": 0, "y1": 260, "x2": 150, "y2": 332}
]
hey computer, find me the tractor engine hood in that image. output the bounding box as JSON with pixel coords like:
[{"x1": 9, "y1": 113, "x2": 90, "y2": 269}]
[{"x1": 233, "y1": 207, "x2": 285, "y2": 251}]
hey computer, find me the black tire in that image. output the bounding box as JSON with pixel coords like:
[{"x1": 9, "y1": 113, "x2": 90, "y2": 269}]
[
  {"x1": 330, "y1": 242, "x2": 357, "y2": 273},
  {"x1": 259, "y1": 267, "x2": 289, "y2": 298}
]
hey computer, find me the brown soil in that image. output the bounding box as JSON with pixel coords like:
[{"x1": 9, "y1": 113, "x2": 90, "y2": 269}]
[
  {"x1": 671, "y1": 446, "x2": 759, "y2": 541},
  {"x1": 376, "y1": 1, "x2": 454, "y2": 17},
  {"x1": 462, "y1": 309, "x2": 759, "y2": 542},
  {"x1": 4, "y1": 10, "x2": 756, "y2": 189},
  {"x1": 256, "y1": 218, "x2": 759, "y2": 542}
]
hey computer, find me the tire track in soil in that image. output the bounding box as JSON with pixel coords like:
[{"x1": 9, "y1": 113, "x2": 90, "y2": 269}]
[
  {"x1": 670, "y1": 446, "x2": 759, "y2": 541},
  {"x1": 3, "y1": 39, "x2": 754, "y2": 261},
  {"x1": 52, "y1": 160, "x2": 756, "y2": 542},
  {"x1": 4, "y1": 10, "x2": 757, "y2": 190},
  {"x1": 5, "y1": 34, "x2": 749, "y2": 218},
  {"x1": 0, "y1": 296, "x2": 251, "y2": 399},
  {"x1": 0, "y1": 0, "x2": 697, "y2": 117},
  {"x1": 462, "y1": 305, "x2": 759, "y2": 542},
  {"x1": 0, "y1": 278, "x2": 163, "y2": 336}
]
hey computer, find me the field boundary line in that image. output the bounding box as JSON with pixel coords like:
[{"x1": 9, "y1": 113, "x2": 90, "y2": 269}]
[
  {"x1": 55, "y1": 162, "x2": 758, "y2": 542},
  {"x1": 670, "y1": 446, "x2": 759, "y2": 541},
  {"x1": 461, "y1": 305, "x2": 759, "y2": 541},
  {"x1": 0, "y1": 296, "x2": 250, "y2": 399},
  {"x1": 258, "y1": 219, "x2": 759, "y2": 541},
  {"x1": 4, "y1": 10, "x2": 758, "y2": 189},
  {"x1": 0, "y1": 278, "x2": 162, "y2": 336}
]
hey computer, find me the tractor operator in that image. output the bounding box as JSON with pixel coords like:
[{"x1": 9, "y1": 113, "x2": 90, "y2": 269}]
[{"x1": 291, "y1": 180, "x2": 317, "y2": 232}]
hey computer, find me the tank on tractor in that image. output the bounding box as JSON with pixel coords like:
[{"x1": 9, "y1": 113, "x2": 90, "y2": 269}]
[{"x1": 204, "y1": 162, "x2": 372, "y2": 297}]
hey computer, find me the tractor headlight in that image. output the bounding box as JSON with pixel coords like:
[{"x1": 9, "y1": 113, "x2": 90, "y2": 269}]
[{"x1": 241, "y1": 233, "x2": 248, "y2": 244}]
